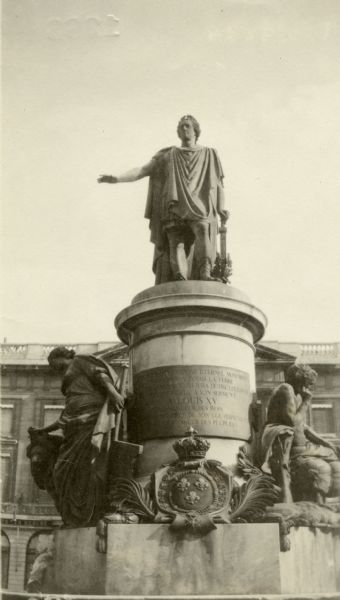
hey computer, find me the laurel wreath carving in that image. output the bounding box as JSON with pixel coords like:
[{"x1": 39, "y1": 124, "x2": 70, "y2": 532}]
[
  {"x1": 229, "y1": 474, "x2": 279, "y2": 523},
  {"x1": 109, "y1": 465, "x2": 278, "y2": 527},
  {"x1": 211, "y1": 252, "x2": 233, "y2": 284},
  {"x1": 110, "y1": 478, "x2": 156, "y2": 520}
]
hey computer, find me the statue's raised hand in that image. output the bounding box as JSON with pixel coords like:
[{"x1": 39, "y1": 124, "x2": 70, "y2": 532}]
[
  {"x1": 301, "y1": 386, "x2": 313, "y2": 403},
  {"x1": 108, "y1": 391, "x2": 125, "y2": 414},
  {"x1": 97, "y1": 175, "x2": 119, "y2": 184},
  {"x1": 219, "y1": 209, "x2": 230, "y2": 223}
]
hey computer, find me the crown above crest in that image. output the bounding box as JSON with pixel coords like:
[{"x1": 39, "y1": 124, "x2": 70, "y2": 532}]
[{"x1": 173, "y1": 427, "x2": 210, "y2": 461}]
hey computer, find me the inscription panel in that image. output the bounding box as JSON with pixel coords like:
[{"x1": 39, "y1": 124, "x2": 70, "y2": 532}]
[{"x1": 133, "y1": 365, "x2": 251, "y2": 441}]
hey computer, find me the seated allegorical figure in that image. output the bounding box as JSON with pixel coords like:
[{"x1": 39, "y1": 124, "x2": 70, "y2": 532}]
[
  {"x1": 27, "y1": 346, "x2": 125, "y2": 527},
  {"x1": 261, "y1": 364, "x2": 340, "y2": 504}
]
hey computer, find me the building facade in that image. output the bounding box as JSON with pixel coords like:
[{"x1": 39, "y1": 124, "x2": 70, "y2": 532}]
[
  {"x1": 1, "y1": 340, "x2": 340, "y2": 592},
  {"x1": 257, "y1": 341, "x2": 340, "y2": 439}
]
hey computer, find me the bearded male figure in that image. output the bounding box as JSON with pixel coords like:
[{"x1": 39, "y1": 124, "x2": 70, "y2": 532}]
[{"x1": 98, "y1": 115, "x2": 228, "y2": 282}]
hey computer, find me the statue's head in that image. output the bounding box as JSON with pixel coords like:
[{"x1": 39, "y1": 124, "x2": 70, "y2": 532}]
[
  {"x1": 47, "y1": 346, "x2": 75, "y2": 373},
  {"x1": 285, "y1": 363, "x2": 318, "y2": 393},
  {"x1": 177, "y1": 115, "x2": 201, "y2": 142}
]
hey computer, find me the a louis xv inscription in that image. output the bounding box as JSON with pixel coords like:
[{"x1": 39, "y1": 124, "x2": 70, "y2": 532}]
[{"x1": 133, "y1": 365, "x2": 251, "y2": 440}]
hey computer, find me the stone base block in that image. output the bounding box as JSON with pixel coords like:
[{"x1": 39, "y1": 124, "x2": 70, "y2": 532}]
[
  {"x1": 45, "y1": 527, "x2": 106, "y2": 594},
  {"x1": 105, "y1": 523, "x2": 280, "y2": 595},
  {"x1": 279, "y1": 527, "x2": 340, "y2": 594},
  {"x1": 4, "y1": 594, "x2": 340, "y2": 600},
  {"x1": 46, "y1": 524, "x2": 340, "y2": 596}
]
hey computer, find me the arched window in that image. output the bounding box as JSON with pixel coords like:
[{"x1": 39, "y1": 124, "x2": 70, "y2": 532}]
[
  {"x1": 25, "y1": 531, "x2": 53, "y2": 590},
  {"x1": 1, "y1": 532, "x2": 10, "y2": 589},
  {"x1": 25, "y1": 533, "x2": 40, "y2": 589}
]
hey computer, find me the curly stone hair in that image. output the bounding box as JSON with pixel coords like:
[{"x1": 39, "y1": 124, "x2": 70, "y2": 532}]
[
  {"x1": 285, "y1": 363, "x2": 318, "y2": 389},
  {"x1": 177, "y1": 115, "x2": 201, "y2": 141},
  {"x1": 47, "y1": 346, "x2": 76, "y2": 365}
]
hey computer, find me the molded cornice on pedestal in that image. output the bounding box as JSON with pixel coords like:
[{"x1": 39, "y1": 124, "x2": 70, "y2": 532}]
[{"x1": 115, "y1": 281, "x2": 267, "y2": 346}]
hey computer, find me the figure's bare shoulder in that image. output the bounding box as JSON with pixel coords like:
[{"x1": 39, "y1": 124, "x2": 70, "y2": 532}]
[
  {"x1": 267, "y1": 383, "x2": 296, "y2": 424},
  {"x1": 274, "y1": 382, "x2": 294, "y2": 394},
  {"x1": 270, "y1": 382, "x2": 295, "y2": 403}
]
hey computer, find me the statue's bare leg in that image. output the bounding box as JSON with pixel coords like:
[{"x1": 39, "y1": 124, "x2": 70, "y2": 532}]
[
  {"x1": 166, "y1": 227, "x2": 188, "y2": 280},
  {"x1": 190, "y1": 220, "x2": 213, "y2": 280}
]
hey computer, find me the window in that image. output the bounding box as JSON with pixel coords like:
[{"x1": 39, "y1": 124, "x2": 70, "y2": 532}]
[
  {"x1": 30, "y1": 401, "x2": 63, "y2": 505},
  {"x1": 0, "y1": 399, "x2": 21, "y2": 440},
  {"x1": 312, "y1": 403, "x2": 335, "y2": 436},
  {"x1": 315, "y1": 375, "x2": 325, "y2": 389},
  {"x1": 263, "y1": 369, "x2": 275, "y2": 382},
  {"x1": 25, "y1": 532, "x2": 53, "y2": 589},
  {"x1": 325, "y1": 374, "x2": 334, "y2": 390},
  {"x1": 1, "y1": 532, "x2": 10, "y2": 589},
  {"x1": 25, "y1": 533, "x2": 40, "y2": 588},
  {"x1": 0, "y1": 405, "x2": 14, "y2": 437},
  {"x1": 37, "y1": 399, "x2": 64, "y2": 430},
  {"x1": 43, "y1": 405, "x2": 63, "y2": 429},
  {"x1": 1, "y1": 454, "x2": 11, "y2": 502}
]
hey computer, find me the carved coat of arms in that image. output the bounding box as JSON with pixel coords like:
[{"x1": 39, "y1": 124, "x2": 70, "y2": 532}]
[
  {"x1": 107, "y1": 428, "x2": 278, "y2": 537},
  {"x1": 153, "y1": 429, "x2": 232, "y2": 532}
]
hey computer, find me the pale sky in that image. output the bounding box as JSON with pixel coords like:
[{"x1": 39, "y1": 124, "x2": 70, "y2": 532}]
[{"x1": 2, "y1": 0, "x2": 340, "y2": 344}]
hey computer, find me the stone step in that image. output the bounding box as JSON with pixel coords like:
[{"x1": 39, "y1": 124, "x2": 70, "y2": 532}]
[{"x1": 2, "y1": 593, "x2": 340, "y2": 600}]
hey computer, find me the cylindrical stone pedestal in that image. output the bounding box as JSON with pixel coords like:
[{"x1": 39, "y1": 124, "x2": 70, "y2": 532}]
[{"x1": 115, "y1": 281, "x2": 267, "y2": 477}]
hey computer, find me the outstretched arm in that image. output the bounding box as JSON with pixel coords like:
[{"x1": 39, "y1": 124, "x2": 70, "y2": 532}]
[
  {"x1": 29, "y1": 422, "x2": 60, "y2": 434},
  {"x1": 98, "y1": 160, "x2": 154, "y2": 184},
  {"x1": 304, "y1": 424, "x2": 339, "y2": 453}
]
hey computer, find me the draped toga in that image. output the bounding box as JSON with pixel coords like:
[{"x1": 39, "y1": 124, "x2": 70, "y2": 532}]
[
  {"x1": 145, "y1": 146, "x2": 225, "y2": 281},
  {"x1": 53, "y1": 355, "x2": 119, "y2": 526}
]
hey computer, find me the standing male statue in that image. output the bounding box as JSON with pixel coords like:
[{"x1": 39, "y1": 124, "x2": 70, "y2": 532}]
[{"x1": 98, "y1": 115, "x2": 228, "y2": 283}]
